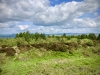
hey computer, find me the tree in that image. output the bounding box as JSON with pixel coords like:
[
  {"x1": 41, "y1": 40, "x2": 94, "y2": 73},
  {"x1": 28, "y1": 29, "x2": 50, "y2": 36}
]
[
  {"x1": 40, "y1": 33, "x2": 46, "y2": 40},
  {"x1": 97, "y1": 34, "x2": 100, "y2": 40},
  {"x1": 88, "y1": 33, "x2": 96, "y2": 40},
  {"x1": 81, "y1": 34, "x2": 87, "y2": 39},
  {"x1": 34, "y1": 32, "x2": 40, "y2": 41},
  {"x1": 62, "y1": 33, "x2": 66, "y2": 38}
]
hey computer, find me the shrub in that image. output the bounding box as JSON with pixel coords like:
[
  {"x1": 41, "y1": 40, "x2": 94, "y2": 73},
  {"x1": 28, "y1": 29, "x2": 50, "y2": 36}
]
[
  {"x1": 2, "y1": 45, "x2": 8, "y2": 48},
  {"x1": 0, "y1": 38, "x2": 5, "y2": 46},
  {"x1": 0, "y1": 48, "x2": 7, "y2": 53},
  {"x1": 1, "y1": 38, "x2": 17, "y2": 46},
  {"x1": 16, "y1": 38, "x2": 28, "y2": 45},
  {"x1": 0, "y1": 68, "x2": 2, "y2": 73},
  {"x1": 17, "y1": 44, "x2": 31, "y2": 53},
  {"x1": 67, "y1": 36, "x2": 71, "y2": 40},
  {"x1": 0, "y1": 47, "x2": 16, "y2": 56},
  {"x1": 97, "y1": 34, "x2": 100, "y2": 40},
  {"x1": 88, "y1": 33, "x2": 96, "y2": 40},
  {"x1": 81, "y1": 34, "x2": 87, "y2": 39},
  {"x1": 86, "y1": 41, "x2": 94, "y2": 46},
  {"x1": 6, "y1": 47, "x2": 16, "y2": 56},
  {"x1": 82, "y1": 52, "x2": 90, "y2": 57},
  {"x1": 76, "y1": 35, "x2": 81, "y2": 39},
  {"x1": 62, "y1": 33, "x2": 66, "y2": 38},
  {"x1": 48, "y1": 43, "x2": 67, "y2": 52},
  {"x1": 69, "y1": 42, "x2": 78, "y2": 49}
]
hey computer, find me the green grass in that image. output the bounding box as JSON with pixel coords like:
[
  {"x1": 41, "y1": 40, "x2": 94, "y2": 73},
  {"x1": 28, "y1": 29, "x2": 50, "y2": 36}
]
[{"x1": 0, "y1": 47, "x2": 100, "y2": 75}]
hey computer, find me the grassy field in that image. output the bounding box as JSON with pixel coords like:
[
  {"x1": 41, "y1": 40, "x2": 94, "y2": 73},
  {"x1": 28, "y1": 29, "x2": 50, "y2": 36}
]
[
  {"x1": 0, "y1": 48, "x2": 100, "y2": 75},
  {"x1": 0, "y1": 33, "x2": 100, "y2": 75}
]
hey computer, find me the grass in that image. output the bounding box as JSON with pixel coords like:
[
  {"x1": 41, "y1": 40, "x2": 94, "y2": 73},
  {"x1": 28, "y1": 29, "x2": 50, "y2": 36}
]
[{"x1": 0, "y1": 47, "x2": 100, "y2": 75}]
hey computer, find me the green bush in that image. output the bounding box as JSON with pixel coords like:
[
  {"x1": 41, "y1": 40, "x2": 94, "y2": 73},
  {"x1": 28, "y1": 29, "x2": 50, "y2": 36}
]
[
  {"x1": 88, "y1": 33, "x2": 96, "y2": 40},
  {"x1": 62, "y1": 33, "x2": 66, "y2": 38},
  {"x1": 4, "y1": 38, "x2": 17, "y2": 46},
  {"x1": 81, "y1": 34, "x2": 87, "y2": 39},
  {"x1": 16, "y1": 38, "x2": 28, "y2": 45},
  {"x1": 0, "y1": 38, "x2": 5, "y2": 46},
  {"x1": 86, "y1": 41, "x2": 94, "y2": 46},
  {"x1": 97, "y1": 34, "x2": 100, "y2": 40}
]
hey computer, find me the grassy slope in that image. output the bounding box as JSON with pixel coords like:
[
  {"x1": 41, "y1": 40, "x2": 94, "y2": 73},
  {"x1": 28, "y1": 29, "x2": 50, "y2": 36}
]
[
  {"x1": 0, "y1": 38, "x2": 100, "y2": 75},
  {"x1": 0, "y1": 47, "x2": 100, "y2": 75}
]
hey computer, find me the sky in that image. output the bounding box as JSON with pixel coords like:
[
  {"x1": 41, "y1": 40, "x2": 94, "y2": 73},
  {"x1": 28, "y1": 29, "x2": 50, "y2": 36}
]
[{"x1": 0, "y1": 0, "x2": 100, "y2": 34}]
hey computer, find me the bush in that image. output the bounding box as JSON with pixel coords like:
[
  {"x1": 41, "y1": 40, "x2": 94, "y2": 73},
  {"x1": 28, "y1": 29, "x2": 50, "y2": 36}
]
[
  {"x1": 86, "y1": 41, "x2": 94, "y2": 46},
  {"x1": 81, "y1": 34, "x2": 87, "y2": 39},
  {"x1": 62, "y1": 33, "x2": 66, "y2": 38},
  {"x1": 0, "y1": 47, "x2": 16, "y2": 56},
  {"x1": 0, "y1": 68, "x2": 2, "y2": 73},
  {"x1": 6, "y1": 47, "x2": 16, "y2": 56},
  {"x1": 82, "y1": 52, "x2": 90, "y2": 57},
  {"x1": 48, "y1": 43, "x2": 67, "y2": 52},
  {"x1": 97, "y1": 34, "x2": 100, "y2": 40},
  {"x1": 17, "y1": 44, "x2": 31, "y2": 53},
  {"x1": 16, "y1": 38, "x2": 28, "y2": 45},
  {"x1": 2, "y1": 45, "x2": 8, "y2": 48},
  {"x1": 88, "y1": 33, "x2": 96, "y2": 40},
  {"x1": 5, "y1": 38, "x2": 17, "y2": 46},
  {"x1": 0, "y1": 38, "x2": 5, "y2": 46}
]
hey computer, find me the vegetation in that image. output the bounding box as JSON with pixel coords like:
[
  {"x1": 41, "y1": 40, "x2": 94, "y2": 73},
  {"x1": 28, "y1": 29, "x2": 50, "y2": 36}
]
[{"x1": 0, "y1": 31, "x2": 100, "y2": 75}]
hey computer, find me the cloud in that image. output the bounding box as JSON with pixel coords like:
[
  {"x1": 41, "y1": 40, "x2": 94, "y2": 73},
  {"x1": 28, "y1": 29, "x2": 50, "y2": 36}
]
[
  {"x1": 18, "y1": 25, "x2": 29, "y2": 30},
  {"x1": 0, "y1": 0, "x2": 49, "y2": 22},
  {"x1": 0, "y1": 0, "x2": 100, "y2": 34},
  {"x1": 32, "y1": 0, "x2": 100, "y2": 26}
]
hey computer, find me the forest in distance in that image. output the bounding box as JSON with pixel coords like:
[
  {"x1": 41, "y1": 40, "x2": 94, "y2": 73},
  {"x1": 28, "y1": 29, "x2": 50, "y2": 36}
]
[{"x1": 0, "y1": 31, "x2": 100, "y2": 75}]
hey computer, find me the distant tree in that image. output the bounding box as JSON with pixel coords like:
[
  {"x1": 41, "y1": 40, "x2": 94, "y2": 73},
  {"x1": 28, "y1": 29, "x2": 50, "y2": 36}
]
[
  {"x1": 15, "y1": 31, "x2": 47, "y2": 41},
  {"x1": 24, "y1": 31, "x2": 31, "y2": 42},
  {"x1": 71, "y1": 35, "x2": 75, "y2": 38},
  {"x1": 52, "y1": 34, "x2": 55, "y2": 38},
  {"x1": 34, "y1": 32, "x2": 40, "y2": 41},
  {"x1": 47, "y1": 35, "x2": 51, "y2": 38},
  {"x1": 97, "y1": 34, "x2": 100, "y2": 40},
  {"x1": 62, "y1": 33, "x2": 66, "y2": 38},
  {"x1": 81, "y1": 34, "x2": 87, "y2": 39},
  {"x1": 88, "y1": 33, "x2": 96, "y2": 40},
  {"x1": 77, "y1": 35, "x2": 81, "y2": 39},
  {"x1": 40, "y1": 33, "x2": 46, "y2": 40}
]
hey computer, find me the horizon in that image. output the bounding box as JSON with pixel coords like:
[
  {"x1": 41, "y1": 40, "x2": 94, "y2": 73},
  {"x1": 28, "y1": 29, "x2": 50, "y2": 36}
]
[
  {"x1": 0, "y1": 0, "x2": 100, "y2": 34},
  {"x1": 0, "y1": 32, "x2": 100, "y2": 38},
  {"x1": 0, "y1": 32, "x2": 100, "y2": 35}
]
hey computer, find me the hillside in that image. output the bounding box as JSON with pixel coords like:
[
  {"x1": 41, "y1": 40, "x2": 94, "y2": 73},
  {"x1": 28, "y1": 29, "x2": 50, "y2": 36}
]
[{"x1": 0, "y1": 32, "x2": 100, "y2": 75}]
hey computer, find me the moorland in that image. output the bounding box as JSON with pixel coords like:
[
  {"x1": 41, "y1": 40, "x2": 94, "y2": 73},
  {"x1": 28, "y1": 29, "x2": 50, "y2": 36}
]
[{"x1": 0, "y1": 31, "x2": 100, "y2": 75}]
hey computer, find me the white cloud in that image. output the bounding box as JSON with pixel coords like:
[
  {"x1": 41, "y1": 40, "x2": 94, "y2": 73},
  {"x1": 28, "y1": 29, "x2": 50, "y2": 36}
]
[
  {"x1": 18, "y1": 25, "x2": 29, "y2": 30},
  {"x1": 0, "y1": 0, "x2": 100, "y2": 34}
]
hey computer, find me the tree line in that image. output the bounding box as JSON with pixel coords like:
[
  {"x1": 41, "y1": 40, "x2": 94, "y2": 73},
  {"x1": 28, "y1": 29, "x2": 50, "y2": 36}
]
[{"x1": 15, "y1": 31, "x2": 100, "y2": 41}]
